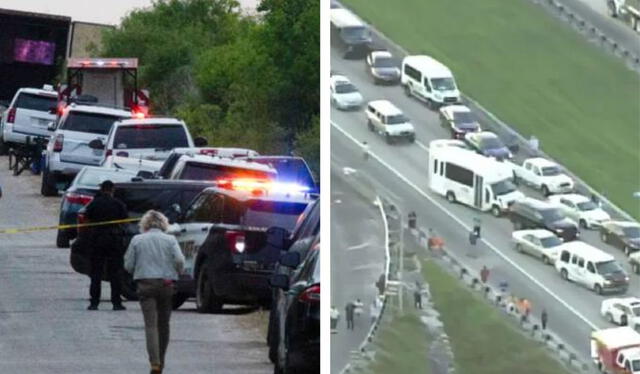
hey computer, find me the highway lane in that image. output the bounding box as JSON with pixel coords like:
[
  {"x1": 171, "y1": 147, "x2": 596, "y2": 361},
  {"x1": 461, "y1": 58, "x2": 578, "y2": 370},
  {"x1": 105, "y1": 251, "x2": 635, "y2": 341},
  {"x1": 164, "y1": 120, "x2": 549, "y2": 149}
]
[
  {"x1": 0, "y1": 158, "x2": 272, "y2": 373},
  {"x1": 330, "y1": 167, "x2": 386, "y2": 373},
  {"x1": 331, "y1": 46, "x2": 639, "y2": 359}
]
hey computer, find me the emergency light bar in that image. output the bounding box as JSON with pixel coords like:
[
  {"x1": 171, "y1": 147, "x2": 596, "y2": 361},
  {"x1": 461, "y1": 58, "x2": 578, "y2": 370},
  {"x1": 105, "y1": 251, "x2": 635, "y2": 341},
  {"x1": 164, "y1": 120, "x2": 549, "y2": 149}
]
[
  {"x1": 67, "y1": 58, "x2": 139, "y2": 69},
  {"x1": 215, "y1": 178, "x2": 310, "y2": 194}
]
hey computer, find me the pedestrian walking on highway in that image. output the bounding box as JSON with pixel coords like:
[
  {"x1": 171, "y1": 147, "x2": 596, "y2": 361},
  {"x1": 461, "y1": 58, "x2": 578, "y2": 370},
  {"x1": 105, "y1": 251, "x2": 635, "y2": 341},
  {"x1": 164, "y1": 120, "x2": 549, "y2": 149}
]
[
  {"x1": 345, "y1": 301, "x2": 355, "y2": 330},
  {"x1": 362, "y1": 141, "x2": 370, "y2": 161},
  {"x1": 369, "y1": 298, "x2": 380, "y2": 325},
  {"x1": 414, "y1": 287, "x2": 422, "y2": 309},
  {"x1": 541, "y1": 309, "x2": 548, "y2": 330},
  {"x1": 124, "y1": 210, "x2": 186, "y2": 374},
  {"x1": 480, "y1": 266, "x2": 490, "y2": 284},
  {"x1": 85, "y1": 180, "x2": 128, "y2": 311},
  {"x1": 331, "y1": 305, "x2": 340, "y2": 333}
]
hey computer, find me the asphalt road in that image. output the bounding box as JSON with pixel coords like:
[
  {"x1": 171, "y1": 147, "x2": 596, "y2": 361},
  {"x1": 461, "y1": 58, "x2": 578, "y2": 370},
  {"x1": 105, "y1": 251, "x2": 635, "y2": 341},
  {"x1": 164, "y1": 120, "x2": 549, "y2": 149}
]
[
  {"x1": 330, "y1": 167, "x2": 385, "y2": 373},
  {"x1": 331, "y1": 43, "x2": 638, "y2": 361},
  {"x1": 0, "y1": 157, "x2": 272, "y2": 373}
]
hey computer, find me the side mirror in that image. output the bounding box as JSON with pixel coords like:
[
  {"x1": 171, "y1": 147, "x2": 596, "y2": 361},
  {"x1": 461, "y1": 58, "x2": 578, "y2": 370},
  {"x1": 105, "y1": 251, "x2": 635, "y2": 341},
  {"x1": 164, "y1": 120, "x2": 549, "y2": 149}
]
[
  {"x1": 269, "y1": 274, "x2": 290, "y2": 290},
  {"x1": 47, "y1": 121, "x2": 56, "y2": 131},
  {"x1": 279, "y1": 251, "x2": 301, "y2": 269},
  {"x1": 194, "y1": 137, "x2": 208, "y2": 147},
  {"x1": 267, "y1": 226, "x2": 290, "y2": 249},
  {"x1": 88, "y1": 139, "x2": 104, "y2": 150},
  {"x1": 136, "y1": 170, "x2": 154, "y2": 179}
]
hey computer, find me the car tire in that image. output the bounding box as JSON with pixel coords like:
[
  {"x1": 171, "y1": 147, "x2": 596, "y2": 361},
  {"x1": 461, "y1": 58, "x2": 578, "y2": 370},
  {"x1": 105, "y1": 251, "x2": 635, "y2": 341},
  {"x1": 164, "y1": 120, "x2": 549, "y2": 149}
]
[
  {"x1": 0, "y1": 137, "x2": 7, "y2": 156},
  {"x1": 385, "y1": 134, "x2": 393, "y2": 145},
  {"x1": 606, "y1": 312, "x2": 614, "y2": 323},
  {"x1": 515, "y1": 243, "x2": 524, "y2": 253},
  {"x1": 541, "y1": 185, "x2": 550, "y2": 197},
  {"x1": 445, "y1": 191, "x2": 456, "y2": 204},
  {"x1": 41, "y1": 168, "x2": 58, "y2": 197},
  {"x1": 404, "y1": 83, "x2": 411, "y2": 97},
  {"x1": 512, "y1": 173, "x2": 520, "y2": 186},
  {"x1": 196, "y1": 262, "x2": 223, "y2": 313},
  {"x1": 622, "y1": 315, "x2": 628, "y2": 326},
  {"x1": 172, "y1": 292, "x2": 189, "y2": 310},
  {"x1": 594, "y1": 283, "x2": 603, "y2": 295},
  {"x1": 267, "y1": 309, "x2": 279, "y2": 363},
  {"x1": 625, "y1": 246, "x2": 632, "y2": 256},
  {"x1": 579, "y1": 219, "x2": 588, "y2": 229},
  {"x1": 601, "y1": 232, "x2": 608, "y2": 243},
  {"x1": 607, "y1": 1, "x2": 617, "y2": 17},
  {"x1": 560, "y1": 268, "x2": 569, "y2": 281},
  {"x1": 633, "y1": 263, "x2": 640, "y2": 275},
  {"x1": 367, "y1": 120, "x2": 374, "y2": 132},
  {"x1": 120, "y1": 273, "x2": 138, "y2": 301},
  {"x1": 542, "y1": 255, "x2": 551, "y2": 265},
  {"x1": 491, "y1": 205, "x2": 501, "y2": 217},
  {"x1": 56, "y1": 229, "x2": 70, "y2": 248}
]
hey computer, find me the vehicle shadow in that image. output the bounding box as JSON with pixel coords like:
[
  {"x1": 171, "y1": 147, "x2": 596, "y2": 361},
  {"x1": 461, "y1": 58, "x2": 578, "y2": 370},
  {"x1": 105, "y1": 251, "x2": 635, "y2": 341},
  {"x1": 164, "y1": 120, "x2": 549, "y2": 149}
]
[{"x1": 177, "y1": 304, "x2": 261, "y2": 315}]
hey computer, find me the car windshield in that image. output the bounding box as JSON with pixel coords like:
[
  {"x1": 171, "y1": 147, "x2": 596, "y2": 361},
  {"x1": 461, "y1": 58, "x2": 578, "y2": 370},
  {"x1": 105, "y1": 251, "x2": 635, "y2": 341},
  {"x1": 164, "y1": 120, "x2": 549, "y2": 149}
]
[
  {"x1": 595, "y1": 260, "x2": 622, "y2": 274},
  {"x1": 632, "y1": 307, "x2": 640, "y2": 317},
  {"x1": 431, "y1": 77, "x2": 456, "y2": 91},
  {"x1": 335, "y1": 83, "x2": 358, "y2": 94},
  {"x1": 387, "y1": 114, "x2": 408, "y2": 125},
  {"x1": 247, "y1": 158, "x2": 316, "y2": 189},
  {"x1": 241, "y1": 200, "x2": 309, "y2": 231},
  {"x1": 576, "y1": 201, "x2": 597, "y2": 211},
  {"x1": 540, "y1": 208, "x2": 565, "y2": 222},
  {"x1": 541, "y1": 166, "x2": 561, "y2": 176},
  {"x1": 452, "y1": 111, "x2": 475, "y2": 124},
  {"x1": 479, "y1": 136, "x2": 503, "y2": 150},
  {"x1": 179, "y1": 162, "x2": 274, "y2": 182},
  {"x1": 623, "y1": 226, "x2": 640, "y2": 238},
  {"x1": 15, "y1": 92, "x2": 57, "y2": 112},
  {"x1": 490, "y1": 180, "x2": 516, "y2": 196},
  {"x1": 539, "y1": 236, "x2": 563, "y2": 248},
  {"x1": 341, "y1": 26, "x2": 369, "y2": 41},
  {"x1": 62, "y1": 112, "x2": 127, "y2": 135},
  {"x1": 77, "y1": 169, "x2": 136, "y2": 188},
  {"x1": 633, "y1": 360, "x2": 640, "y2": 372},
  {"x1": 373, "y1": 56, "x2": 395, "y2": 68},
  {"x1": 113, "y1": 125, "x2": 189, "y2": 150}
]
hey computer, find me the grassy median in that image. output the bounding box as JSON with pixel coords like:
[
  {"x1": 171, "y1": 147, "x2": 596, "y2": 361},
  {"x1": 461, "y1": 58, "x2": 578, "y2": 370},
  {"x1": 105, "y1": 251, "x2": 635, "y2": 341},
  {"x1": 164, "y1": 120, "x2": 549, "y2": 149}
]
[
  {"x1": 422, "y1": 260, "x2": 572, "y2": 374},
  {"x1": 343, "y1": 0, "x2": 640, "y2": 219},
  {"x1": 368, "y1": 303, "x2": 431, "y2": 374}
]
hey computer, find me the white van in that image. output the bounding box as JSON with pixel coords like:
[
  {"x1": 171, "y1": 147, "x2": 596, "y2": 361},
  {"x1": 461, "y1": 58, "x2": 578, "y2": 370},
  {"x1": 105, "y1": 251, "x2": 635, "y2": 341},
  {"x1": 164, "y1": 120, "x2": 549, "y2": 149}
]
[
  {"x1": 365, "y1": 100, "x2": 415, "y2": 144},
  {"x1": 401, "y1": 55, "x2": 460, "y2": 109},
  {"x1": 428, "y1": 141, "x2": 524, "y2": 216},
  {"x1": 555, "y1": 241, "x2": 629, "y2": 294}
]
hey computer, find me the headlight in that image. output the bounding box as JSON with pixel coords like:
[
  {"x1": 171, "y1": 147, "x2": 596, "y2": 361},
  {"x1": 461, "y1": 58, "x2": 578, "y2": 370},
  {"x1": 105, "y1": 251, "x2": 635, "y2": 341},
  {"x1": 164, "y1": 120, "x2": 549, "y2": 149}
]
[
  {"x1": 434, "y1": 93, "x2": 442, "y2": 100},
  {"x1": 555, "y1": 228, "x2": 563, "y2": 233},
  {"x1": 604, "y1": 279, "x2": 612, "y2": 285}
]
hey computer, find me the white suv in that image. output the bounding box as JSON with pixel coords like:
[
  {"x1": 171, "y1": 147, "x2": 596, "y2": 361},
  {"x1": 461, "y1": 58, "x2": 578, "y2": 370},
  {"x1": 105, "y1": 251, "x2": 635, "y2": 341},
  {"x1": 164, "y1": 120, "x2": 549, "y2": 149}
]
[
  {"x1": 365, "y1": 100, "x2": 415, "y2": 144},
  {"x1": 89, "y1": 117, "x2": 205, "y2": 166},
  {"x1": 0, "y1": 86, "x2": 58, "y2": 153},
  {"x1": 41, "y1": 104, "x2": 132, "y2": 196}
]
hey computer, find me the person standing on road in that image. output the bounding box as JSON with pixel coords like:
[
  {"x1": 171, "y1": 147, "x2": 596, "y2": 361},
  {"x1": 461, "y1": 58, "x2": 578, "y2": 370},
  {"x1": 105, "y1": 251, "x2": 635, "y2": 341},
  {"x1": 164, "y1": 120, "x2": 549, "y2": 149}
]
[
  {"x1": 541, "y1": 309, "x2": 548, "y2": 330},
  {"x1": 85, "y1": 180, "x2": 128, "y2": 311},
  {"x1": 331, "y1": 305, "x2": 340, "y2": 333},
  {"x1": 480, "y1": 266, "x2": 490, "y2": 284},
  {"x1": 414, "y1": 287, "x2": 422, "y2": 309},
  {"x1": 345, "y1": 301, "x2": 355, "y2": 330},
  {"x1": 124, "y1": 210, "x2": 185, "y2": 374}
]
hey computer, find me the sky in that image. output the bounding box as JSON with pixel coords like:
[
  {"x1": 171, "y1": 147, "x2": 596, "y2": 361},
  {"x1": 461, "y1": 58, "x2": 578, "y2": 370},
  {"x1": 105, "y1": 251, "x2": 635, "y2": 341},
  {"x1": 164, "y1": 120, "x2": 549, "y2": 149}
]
[{"x1": 0, "y1": 0, "x2": 260, "y2": 25}]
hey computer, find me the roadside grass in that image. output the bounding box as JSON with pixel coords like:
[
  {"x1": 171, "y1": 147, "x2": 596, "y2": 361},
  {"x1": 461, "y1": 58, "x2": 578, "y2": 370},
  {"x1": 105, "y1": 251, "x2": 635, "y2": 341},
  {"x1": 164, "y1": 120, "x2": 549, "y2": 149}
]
[
  {"x1": 367, "y1": 302, "x2": 431, "y2": 374},
  {"x1": 422, "y1": 260, "x2": 572, "y2": 374},
  {"x1": 342, "y1": 0, "x2": 640, "y2": 219}
]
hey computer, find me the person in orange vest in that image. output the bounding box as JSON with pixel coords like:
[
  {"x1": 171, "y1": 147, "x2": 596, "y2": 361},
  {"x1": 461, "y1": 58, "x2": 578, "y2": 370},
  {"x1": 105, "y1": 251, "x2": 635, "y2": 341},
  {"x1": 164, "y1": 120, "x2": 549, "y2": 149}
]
[
  {"x1": 480, "y1": 266, "x2": 490, "y2": 284},
  {"x1": 520, "y1": 298, "x2": 532, "y2": 323}
]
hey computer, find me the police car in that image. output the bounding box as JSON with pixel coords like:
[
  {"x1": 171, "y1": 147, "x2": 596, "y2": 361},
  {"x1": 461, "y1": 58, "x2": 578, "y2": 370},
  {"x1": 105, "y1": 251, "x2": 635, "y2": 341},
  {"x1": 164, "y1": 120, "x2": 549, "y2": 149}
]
[{"x1": 168, "y1": 178, "x2": 316, "y2": 312}]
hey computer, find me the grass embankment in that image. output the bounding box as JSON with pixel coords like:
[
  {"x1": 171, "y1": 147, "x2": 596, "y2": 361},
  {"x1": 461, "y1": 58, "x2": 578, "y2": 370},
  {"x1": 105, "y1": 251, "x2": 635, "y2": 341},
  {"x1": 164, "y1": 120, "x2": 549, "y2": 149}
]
[
  {"x1": 422, "y1": 260, "x2": 572, "y2": 374},
  {"x1": 368, "y1": 304, "x2": 431, "y2": 374},
  {"x1": 343, "y1": 0, "x2": 640, "y2": 219}
]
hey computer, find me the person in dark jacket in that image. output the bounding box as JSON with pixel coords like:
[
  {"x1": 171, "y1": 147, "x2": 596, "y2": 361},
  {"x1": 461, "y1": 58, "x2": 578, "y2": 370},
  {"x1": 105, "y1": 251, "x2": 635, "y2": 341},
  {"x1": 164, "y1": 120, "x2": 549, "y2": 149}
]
[{"x1": 85, "y1": 180, "x2": 128, "y2": 311}]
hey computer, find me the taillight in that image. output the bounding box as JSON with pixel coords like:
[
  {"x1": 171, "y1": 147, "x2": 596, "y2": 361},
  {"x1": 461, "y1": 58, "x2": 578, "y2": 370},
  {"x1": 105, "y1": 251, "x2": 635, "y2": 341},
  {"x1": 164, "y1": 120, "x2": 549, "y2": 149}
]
[
  {"x1": 199, "y1": 149, "x2": 218, "y2": 156},
  {"x1": 53, "y1": 134, "x2": 64, "y2": 152},
  {"x1": 299, "y1": 284, "x2": 320, "y2": 303},
  {"x1": 7, "y1": 108, "x2": 16, "y2": 124},
  {"x1": 77, "y1": 212, "x2": 87, "y2": 234},
  {"x1": 105, "y1": 149, "x2": 113, "y2": 157},
  {"x1": 65, "y1": 192, "x2": 93, "y2": 205},
  {"x1": 225, "y1": 231, "x2": 246, "y2": 253}
]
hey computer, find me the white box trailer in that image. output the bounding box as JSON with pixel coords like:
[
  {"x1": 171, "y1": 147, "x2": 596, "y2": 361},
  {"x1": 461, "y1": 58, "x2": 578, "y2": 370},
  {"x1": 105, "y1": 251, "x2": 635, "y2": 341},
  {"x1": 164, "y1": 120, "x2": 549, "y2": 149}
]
[{"x1": 428, "y1": 140, "x2": 524, "y2": 216}]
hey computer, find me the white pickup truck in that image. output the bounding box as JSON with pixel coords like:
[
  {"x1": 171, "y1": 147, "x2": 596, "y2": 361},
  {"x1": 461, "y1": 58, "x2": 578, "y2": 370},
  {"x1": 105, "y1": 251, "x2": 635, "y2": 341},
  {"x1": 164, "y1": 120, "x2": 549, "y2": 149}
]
[
  {"x1": 608, "y1": 0, "x2": 640, "y2": 31},
  {"x1": 507, "y1": 157, "x2": 574, "y2": 196}
]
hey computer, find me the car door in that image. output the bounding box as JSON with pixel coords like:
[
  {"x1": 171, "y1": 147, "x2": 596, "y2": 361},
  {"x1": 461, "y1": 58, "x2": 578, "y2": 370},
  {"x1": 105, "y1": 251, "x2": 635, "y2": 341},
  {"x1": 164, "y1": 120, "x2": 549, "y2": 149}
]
[
  {"x1": 612, "y1": 225, "x2": 625, "y2": 249},
  {"x1": 583, "y1": 260, "x2": 596, "y2": 288},
  {"x1": 559, "y1": 199, "x2": 577, "y2": 221},
  {"x1": 523, "y1": 235, "x2": 541, "y2": 258},
  {"x1": 174, "y1": 193, "x2": 220, "y2": 278}
]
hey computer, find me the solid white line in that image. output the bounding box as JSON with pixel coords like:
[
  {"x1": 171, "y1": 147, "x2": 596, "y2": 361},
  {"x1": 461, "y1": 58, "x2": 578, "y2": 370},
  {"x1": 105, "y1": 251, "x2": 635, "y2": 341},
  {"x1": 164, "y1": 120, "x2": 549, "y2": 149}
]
[
  {"x1": 332, "y1": 120, "x2": 599, "y2": 330},
  {"x1": 415, "y1": 140, "x2": 430, "y2": 152},
  {"x1": 347, "y1": 242, "x2": 370, "y2": 250}
]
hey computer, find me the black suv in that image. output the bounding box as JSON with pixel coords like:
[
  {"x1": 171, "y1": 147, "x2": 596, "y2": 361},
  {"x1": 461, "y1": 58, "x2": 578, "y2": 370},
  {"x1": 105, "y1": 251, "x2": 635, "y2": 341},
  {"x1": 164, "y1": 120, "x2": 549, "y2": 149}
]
[
  {"x1": 266, "y1": 198, "x2": 320, "y2": 362},
  {"x1": 69, "y1": 179, "x2": 215, "y2": 302},
  {"x1": 509, "y1": 198, "x2": 579, "y2": 241},
  {"x1": 172, "y1": 184, "x2": 315, "y2": 313},
  {"x1": 270, "y1": 244, "x2": 320, "y2": 374}
]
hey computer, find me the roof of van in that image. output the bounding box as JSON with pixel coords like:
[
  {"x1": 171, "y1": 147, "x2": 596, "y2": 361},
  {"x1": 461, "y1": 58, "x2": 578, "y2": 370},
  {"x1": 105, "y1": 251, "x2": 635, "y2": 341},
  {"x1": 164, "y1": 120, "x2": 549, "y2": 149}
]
[
  {"x1": 368, "y1": 100, "x2": 402, "y2": 115},
  {"x1": 592, "y1": 327, "x2": 640, "y2": 350},
  {"x1": 330, "y1": 8, "x2": 365, "y2": 28},
  {"x1": 403, "y1": 55, "x2": 453, "y2": 77},
  {"x1": 559, "y1": 241, "x2": 614, "y2": 262},
  {"x1": 17, "y1": 87, "x2": 58, "y2": 97},
  {"x1": 67, "y1": 104, "x2": 132, "y2": 117},
  {"x1": 430, "y1": 143, "x2": 512, "y2": 181}
]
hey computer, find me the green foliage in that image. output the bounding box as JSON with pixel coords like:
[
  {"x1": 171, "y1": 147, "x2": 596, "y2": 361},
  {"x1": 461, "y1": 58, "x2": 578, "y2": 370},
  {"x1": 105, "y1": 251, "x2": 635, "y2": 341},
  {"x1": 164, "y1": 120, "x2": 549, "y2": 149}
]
[{"x1": 99, "y1": 0, "x2": 319, "y2": 176}]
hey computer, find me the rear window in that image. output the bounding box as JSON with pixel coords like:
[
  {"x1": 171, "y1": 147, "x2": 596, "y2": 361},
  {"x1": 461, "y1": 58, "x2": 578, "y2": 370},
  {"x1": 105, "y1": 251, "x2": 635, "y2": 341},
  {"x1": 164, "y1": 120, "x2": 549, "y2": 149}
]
[
  {"x1": 238, "y1": 200, "x2": 308, "y2": 230},
  {"x1": 114, "y1": 125, "x2": 189, "y2": 150},
  {"x1": 249, "y1": 158, "x2": 315, "y2": 188},
  {"x1": 77, "y1": 169, "x2": 136, "y2": 188},
  {"x1": 115, "y1": 187, "x2": 201, "y2": 216},
  {"x1": 179, "y1": 162, "x2": 273, "y2": 181},
  {"x1": 14, "y1": 92, "x2": 57, "y2": 112},
  {"x1": 62, "y1": 112, "x2": 127, "y2": 135}
]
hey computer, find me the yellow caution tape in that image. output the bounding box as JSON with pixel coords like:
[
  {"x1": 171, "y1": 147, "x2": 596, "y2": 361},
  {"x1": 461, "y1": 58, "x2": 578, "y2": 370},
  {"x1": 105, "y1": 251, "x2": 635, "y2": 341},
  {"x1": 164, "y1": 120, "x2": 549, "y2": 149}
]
[{"x1": 0, "y1": 217, "x2": 140, "y2": 234}]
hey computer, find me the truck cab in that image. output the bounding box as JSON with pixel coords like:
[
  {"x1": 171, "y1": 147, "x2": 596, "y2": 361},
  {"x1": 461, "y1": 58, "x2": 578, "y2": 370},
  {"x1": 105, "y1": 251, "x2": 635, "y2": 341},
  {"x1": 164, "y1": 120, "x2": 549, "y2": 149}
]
[{"x1": 592, "y1": 326, "x2": 640, "y2": 374}]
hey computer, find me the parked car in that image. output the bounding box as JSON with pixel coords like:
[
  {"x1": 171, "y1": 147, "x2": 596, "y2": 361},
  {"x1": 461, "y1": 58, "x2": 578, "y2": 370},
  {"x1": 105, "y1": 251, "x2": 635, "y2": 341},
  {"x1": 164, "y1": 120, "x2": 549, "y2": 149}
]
[
  {"x1": 601, "y1": 297, "x2": 640, "y2": 326},
  {"x1": 508, "y1": 157, "x2": 574, "y2": 196},
  {"x1": 548, "y1": 193, "x2": 611, "y2": 229},
  {"x1": 464, "y1": 131, "x2": 512, "y2": 160},
  {"x1": 155, "y1": 147, "x2": 260, "y2": 179},
  {"x1": 439, "y1": 105, "x2": 481, "y2": 139},
  {"x1": 166, "y1": 153, "x2": 277, "y2": 182},
  {"x1": 270, "y1": 242, "x2": 320, "y2": 374},
  {"x1": 41, "y1": 104, "x2": 132, "y2": 196},
  {"x1": 365, "y1": 100, "x2": 415, "y2": 144},
  {"x1": 57, "y1": 166, "x2": 138, "y2": 248},
  {"x1": 365, "y1": 49, "x2": 400, "y2": 84},
  {"x1": 511, "y1": 229, "x2": 564, "y2": 265},
  {"x1": 329, "y1": 75, "x2": 363, "y2": 110},
  {"x1": 240, "y1": 155, "x2": 318, "y2": 193},
  {"x1": 601, "y1": 221, "x2": 640, "y2": 256},
  {"x1": 509, "y1": 198, "x2": 579, "y2": 241}
]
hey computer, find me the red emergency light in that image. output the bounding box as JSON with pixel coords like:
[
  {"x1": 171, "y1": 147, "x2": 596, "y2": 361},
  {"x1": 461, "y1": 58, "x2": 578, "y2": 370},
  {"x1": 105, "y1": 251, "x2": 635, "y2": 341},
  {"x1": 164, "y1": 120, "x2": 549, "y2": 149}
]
[{"x1": 67, "y1": 58, "x2": 138, "y2": 69}]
